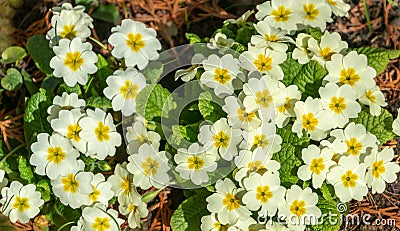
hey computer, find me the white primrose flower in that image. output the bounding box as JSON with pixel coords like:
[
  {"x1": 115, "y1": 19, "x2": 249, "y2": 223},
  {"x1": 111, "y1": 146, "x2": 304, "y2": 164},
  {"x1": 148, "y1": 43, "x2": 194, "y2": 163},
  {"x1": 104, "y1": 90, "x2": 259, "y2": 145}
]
[
  {"x1": 276, "y1": 85, "x2": 302, "y2": 128},
  {"x1": 234, "y1": 217, "x2": 262, "y2": 230},
  {"x1": 175, "y1": 143, "x2": 218, "y2": 185},
  {"x1": 50, "y1": 38, "x2": 98, "y2": 87},
  {"x1": 51, "y1": 160, "x2": 93, "y2": 208},
  {"x1": 201, "y1": 213, "x2": 236, "y2": 231},
  {"x1": 47, "y1": 92, "x2": 85, "y2": 122},
  {"x1": 242, "y1": 77, "x2": 286, "y2": 121},
  {"x1": 278, "y1": 185, "x2": 321, "y2": 231},
  {"x1": 208, "y1": 32, "x2": 235, "y2": 53},
  {"x1": 241, "y1": 122, "x2": 282, "y2": 154},
  {"x1": 127, "y1": 143, "x2": 170, "y2": 190},
  {"x1": 242, "y1": 172, "x2": 286, "y2": 216},
  {"x1": 319, "y1": 83, "x2": 361, "y2": 128},
  {"x1": 297, "y1": 145, "x2": 336, "y2": 189},
  {"x1": 126, "y1": 119, "x2": 161, "y2": 155},
  {"x1": 364, "y1": 148, "x2": 400, "y2": 194},
  {"x1": 87, "y1": 173, "x2": 114, "y2": 206},
  {"x1": 107, "y1": 163, "x2": 135, "y2": 201},
  {"x1": 393, "y1": 108, "x2": 400, "y2": 136},
  {"x1": 359, "y1": 85, "x2": 387, "y2": 116},
  {"x1": 81, "y1": 204, "x2": 124, "y2": 231},
  {"x1": 251, "y1": 21, "x2": 294, "y2": 52},
  {"x1": 239, "y1": 46, "x2": 286, "y2": 80},
  {"x1": 30, "y1": 133, "x2": 80, "y2": 180},
  {"x1": 198, "y1": 118, "x2": 242, "y2": 161},
  {"x1": 326, "y1": 0, "x2": 350, "y2": 17},
  {"x1": 70, "y1": 218, "x2": 84, "y2": 231},
  {"x1": 234, "y1": 148, "x2": 281, "y2": 184},
  {"x1": 308, "y1": 31, "x2": 348, "y2": 66},
  {"x1": 326, "y1": 155, "x2": 368, "y2": 202},
  {"x1": 118, "y1": 190, "x2": 149, "y2": 229},
  {"x1": 292, "y1": 97, "x2": 332, "y2": 141},
  {"x1": 0, "y1": 170, "x2": 8, "y2": 190},
  {"x1": 320, "y1": 139, "x2": 347, "y2": 163},
  {"x1": 103, "y1": 67, "x2": 147, "y2": 116},
  {"x1": 294, "y1": 0, "x2": 332, "y2": 31},
  {"x1": 175, "y1": 54, "x2": 205, "y2": 82},
  {"x1": 79, "y1": 108, "x2": 122, "y2": 160},
  {"x1": 225, "y1": 10, "x2": 254, "y2": 25},
  {"x1": 325, "y1": 51, "x2": 376, "y2": 97},
  {"x1": 206, "y1": 178, "x2": 251, "y2": 224},
  {"x1": 200, "y1": 54, "x2": 242, "y2": 97},
  {"x1": 255, "y1": 0, "x2": 301, "y2": 32},
  {"x1": 51, "y1": 108, "x2": 87, "y2": 153},
  {"x1": 330, "y1": 122, "x2": 378, "y2": 159},
  {"x1": 51, "y1": 3, "x2": 93, "y2": 26},
  {"x1": 223, "y1": 96, "x2": 262, "y2": 131},
  {"x1": 0, "y1": 181, "x2": 44, "y2": 224},
  {"x1": 292, "y1": 33, "x2": 313, "y2": 64},
  {"x1": 108, "y1": 19, "x2": 161, "y2": 70}
]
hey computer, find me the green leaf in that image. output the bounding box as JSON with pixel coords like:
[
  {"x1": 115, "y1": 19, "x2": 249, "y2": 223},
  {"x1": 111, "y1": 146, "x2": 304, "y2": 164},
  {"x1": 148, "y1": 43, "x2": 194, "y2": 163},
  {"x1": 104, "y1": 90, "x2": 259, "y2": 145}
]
[
  {"x1": 170, "y1": 194, "x2": 209, "y2": 231},
  {"x1": 57, "y1": 83, "x2": 82, "y2": 96},
  {"x1": 92, "y1": 4, "x2": 119, "y2": 23},
  {"x1": 95, "y1": 54, "x2": 113, "y2": 90},
  {"x1": 36, "y1": 179, "x2": 52, "y2": 202},
  {"x1": 86, "y1": 96, "x2": 112, "y2": 109},
  {"x1": 18, "y1": 156, "x2": 34, "y2": 183},
  {"x1": 21, "y1": 70, "x2": 38, "y2": 95},
  {"x1": 24, "y1": 88, "x2": 52, "y2": 147},
  {"x1": 280, "y1": 53, "x2": 303, "y2": 86},
  {"x1": 1, "y1": 68, "x2": 23, "y2": 91},
  {"x1": 41, "y1": 75, "x2": 62, "y2": 93},
  {"x1": 26, "y1": 35, "x2": 54, "y2": 75},
  {"x1": 349, "y1": 108, "x2": 395, "y2": 145},
  {"x1": 352, "y1": 47, "x2": 399, "y2": 75},
  {"x1": 235, "y1": 25, "x2": 256, "y2": 45},
  {"x1": 185, "y1": 33, "x2": 202, "y2": 44},
  {"x1": 272, "y1": 143, "x2": 302, "y2": 185},
  {"x1": 309, "y1": 28, "x2": 323, "y2": 42},
  {"x1": 309, "y1": 196, "x2": 341, "y2": 231},
  {"x1": 136, "y1": 84, "x2": 177, "y2": 120},
  {"x1": 0, "y1": 213, "x2": 17, "y2": 231},
  {"x1": 198, "y1": 92, "x2": 226, "y2": 122},
  {"x1": 1, "y1": 46, "x2": 26, "y2": 64},
  {"x1": 387, "y1": 49, "x2": 400, "y2": 59},
  {"x1": 276, "y1": 125, "x2": 309, "y2": 146},
  {"x1": 142, "y1": 61, "x2": 164, "y2": 83},
  {"x1": 292, "y1": 60, "x2": 327, "y2": 95}
]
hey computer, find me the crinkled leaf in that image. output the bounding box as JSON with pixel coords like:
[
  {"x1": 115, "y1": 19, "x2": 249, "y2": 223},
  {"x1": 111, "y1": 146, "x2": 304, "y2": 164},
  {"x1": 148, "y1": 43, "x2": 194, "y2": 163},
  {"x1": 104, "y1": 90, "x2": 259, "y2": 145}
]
[
  {"x1": 309, "y1": 196, "x2": 341, "y2": 231},
  {"x1": 36, "y1": 179, "x2": 52, "y2": 202},
  {"x1": 349, "y1": 108, "x2": 395, "y2": 145},
  {"x1": 292, "y1": 60, "x2": 327, "y2": 96},
  {"x1": 387, "y1": 49, "x2": 400, "y2": 59},
  {"x1": 309, "y1": 28, "x2": 323, "y2": 42},
  {"x1": 86, "y1": 96, "x2": 112, "y2": 109},
  {"x1": 27, "y1": 35, "x2": 54, "y2": 75},
  {"x1": 352, "y1": 47, "x2": 398, "y2": 75},
  {"x1": 1, "y1": 68, "x2": 23, "y2": 91},
  {"x1": 170, "y1": 194, "x2": 209, "y2": 231},
  {"x1": 18, "y1": 156, "x2": 34, "y2": 183},
  {"x1": 235, "y1": 24, "x2": 256, "y2": 45},
  {"x1": 136, "y1": 84, "x2": 177, "y2": 120},
  {"x1": 95, "y1": 54, "x2": 113, "y2": 90},
  {"x1": 92, "y1": 4, "x2": 119, "y2": 23},
  {"x1": 276, "y1": 125, "x2": 309, "y2": 146},
  {"x1": 1, "y1": 46, "x2": 26, "y2": 64},
  {"x1": 198, "y1": 92, "x2": 226, "y2": 122},
  {"x1": 281, "y1": 53, "x2": 303, "y2": 86},
  {"x1": 142, "y1": 61, "x2": 164, "y2": 83},
  {"x1": 272, "y1": 143, "x2": 302, "y2": 185},
  {"x1": 185, "y1": 33, "x2": 201, "y2": 44},
  {"x1": 57, "y1": 83, "x2": 82, "y2": 96}
]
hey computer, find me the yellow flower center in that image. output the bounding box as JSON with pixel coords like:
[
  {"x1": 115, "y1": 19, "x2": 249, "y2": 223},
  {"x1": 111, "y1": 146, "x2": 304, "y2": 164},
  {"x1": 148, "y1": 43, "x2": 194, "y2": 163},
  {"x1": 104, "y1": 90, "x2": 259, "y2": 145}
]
[
  {"x1": 89, "y1": 186, "x2": 101, "y2": 202},
  {"x1": 13, "y1": 196, "x2": 30, "y2": 212},
  {"x1": 95, "y1": 122, "x2": 110, "y2": 142},
  {"x1": 341, "y1": 170, "x2": 358, "y2": 188},
  {"x1": 271, "y1": 6, "x2": 291, "y2": 22},
  {"x1": 66, "y1": 123, "x2": 82, "y2": 142},
  {"x1": 237, "y1": 108, "x2": 257, "y2": 123},
  {"x1": 64, "y1": 51, "x2": 84, "y2": 71},
  {"x1": 327, "y1": 0, "x2": 338, "y2": 6},
  {"x1": 303, "y1": 4, "x2": 319, "y2": 21},
  {"x1": 256, "y1": 185, "x2": 273, "y2": 203},
  {"x1": 247, "y1": 161, "x2": 267, "y2": 175},
  {"x1": 319, "y1": 47, "x2": 335, "y2": 61},
  {"x1": 213, "y1": 131, "x2": 230, "y2": 149},
  {"x1": 120, "y1": 80, "x2": 139, "y2": 100},
  {"x1": 278, "y1": 97, "x2": 291, "y2": 113},
  {"x1": 290, "y1": 200, "x2": 307, "y2": 217},
  {"x1": 61, "y1": 173, "x2": 79, "y2": 193},
  {"x1": 264, "y1": 34, "x2": 279, "y2": 42},
  {"x1": 187, "y1": 155, "x2": 205, "y2": 171},
  {"x1": 301, "y1": 113, "x2": 319, "y2": 131},
  {"x1": 47, "y1": 146, "x2": 66, "y2": 164},
  {"x1": 329, "y1": 96, "x2": 347, "y2": 114},
  {"x1": 141, "y1": 157, "x2": 160, "y2": 176},
  {"x1": 254, "y1": 54, "x2": 273, "y2": 72},
  {"x1": 372, "y1": 160, "x2": 385, "y2": 178},
  {"x1": 213, "y1": 68, "x2": 232, "y2": 85},
  {"x1": 136, "y1": 135, "x2": 150, "y2": 145},
  {"x1": 126, "y1": 33, "x2": 145, "y2": 52},
  {"x1": 255, "y1": 90, "x2": 273, "y2": 108},
  {"x1": 365, "y1": 90, "x2": 376, "y2": 103},
  {"x1": 128, "y1": 203, "x2": 137, "y2": 212},
  {"x1": 339, "y1": 68, "x2": 360, "y2": 86},
  {"x1": 214, "y1": 223, "x2": 229, "y2": 231},
  {"x1": 92, "y1": 217, "x2": 111, "y2": 231},
  {"x1": 345, "y1": 138, "x2": 363, "y2": 156},
  {"x1": 222, "y1": 193, "x2": 241, "y2": 211},
  {"x1": 309, "y1": 158, "x2": 325, "y2": 175},
  {"x1": 121, "y1": 176, "x2": 133, "y2": 195},
  {"x1": 60, "y1": 24, "x2": 77, "y2": 40},
  {"x1": 253, "y1": 134, "x2": 269, "y2": 149}
]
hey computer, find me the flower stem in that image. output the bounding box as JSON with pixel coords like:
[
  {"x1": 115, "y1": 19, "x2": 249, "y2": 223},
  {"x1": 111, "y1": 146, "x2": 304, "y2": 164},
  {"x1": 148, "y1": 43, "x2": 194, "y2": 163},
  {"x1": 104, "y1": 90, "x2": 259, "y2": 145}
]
[
  {"x1": 57, "y1": 221, "x2": 75, "y2": 231},
  {"x1": 89, "y1": 37, "x2": 110, "y2": 52},
  {"x1": 0, "y1": 143, "x2": 26, "y2": 168}
]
